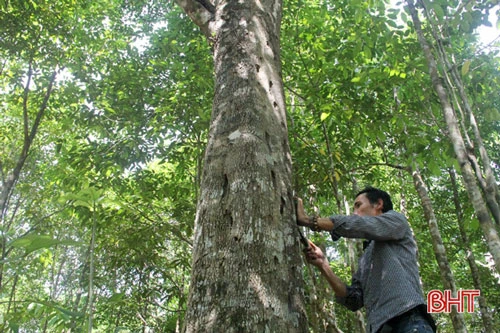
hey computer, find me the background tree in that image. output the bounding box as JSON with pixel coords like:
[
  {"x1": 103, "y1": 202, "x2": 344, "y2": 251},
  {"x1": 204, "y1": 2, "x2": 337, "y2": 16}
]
[{"x1": 407, "y1": 0, "x2": 500, "y2": 274}]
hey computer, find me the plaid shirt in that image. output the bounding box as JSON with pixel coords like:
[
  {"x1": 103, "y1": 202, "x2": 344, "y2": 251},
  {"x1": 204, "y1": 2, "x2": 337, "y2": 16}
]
[{"x1": 330, "y1": 210, "x2": 426, "y2": 333}]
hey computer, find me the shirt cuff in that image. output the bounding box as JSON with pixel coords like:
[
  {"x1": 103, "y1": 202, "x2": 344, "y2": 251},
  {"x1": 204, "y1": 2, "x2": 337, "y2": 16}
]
[
  {"x1": 330, "y1": 230, "x2": 342, "y2": 241},
  {"x1": 336, "y1": 285, "x2": 363, "y2": 311}
]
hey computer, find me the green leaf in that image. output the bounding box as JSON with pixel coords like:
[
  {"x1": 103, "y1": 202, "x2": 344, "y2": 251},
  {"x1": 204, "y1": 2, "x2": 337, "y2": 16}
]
[
  {"x1": 320, "y1": 112, "x2": 330, "y2": 121},
  {"x1": 363, "y1": 45, "x2": 372, "y2": 59},
  {"x1": 387, "y1": 20, "x2": 398, "y2": 28},
  {"x1": 461, "y1": 60, "x2": 471, "y2": 76},
  {"x1": 469, "y1": 218, "x2": 480, "y2": 231},
  {"x1": 9, "y1": 234, "x2": 81, "y2": 255},
  {"x1": 73, "y1": 199, "x2": 93, "y2": 209},
  {"x1": 108, "y1": 292, "x2": 126, "y2": 303},
  {"x1": 432, "y1": 4, "x2": 445, "y2": 21},
  {"x1": 8, "y1": 322, "x2": 20, "y2": 332},
  {"x1": 31, "y1": 300, "x2": 84, "y2": 319}
]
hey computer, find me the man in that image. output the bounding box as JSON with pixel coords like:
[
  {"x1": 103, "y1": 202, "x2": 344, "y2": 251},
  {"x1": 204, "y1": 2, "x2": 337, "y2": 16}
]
[{"x1": 296, "y1": 186, "x2": 435, "y2": 333}]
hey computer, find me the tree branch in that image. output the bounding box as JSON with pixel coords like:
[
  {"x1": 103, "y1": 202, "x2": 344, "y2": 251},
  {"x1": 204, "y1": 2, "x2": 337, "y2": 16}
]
[
  {"x1": 0, "y1": 66, "x2": 58, "y2": 221},
  {"x1": 174, "y1": 0, "x2": 215, "y2": 40},
  {"x1": 349, "y1": 162, "x2": 411, "y2": 174}
]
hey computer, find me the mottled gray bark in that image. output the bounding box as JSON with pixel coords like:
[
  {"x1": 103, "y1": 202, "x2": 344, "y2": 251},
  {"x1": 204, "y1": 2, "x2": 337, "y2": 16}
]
[{"x1": 176, "y1": 1, "x2": 307, "y2": 331}]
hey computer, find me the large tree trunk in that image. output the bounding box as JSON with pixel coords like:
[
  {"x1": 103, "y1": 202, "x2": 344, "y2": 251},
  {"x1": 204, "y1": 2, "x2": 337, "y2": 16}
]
[
  {"x1": 412, "y1": 167, "x2": 467, "y2": 333},
  {"x1": 406, "y1": 0, "x2": 500, "y2": 273},
  {"x1": 177, "y1": 1, "x2": 308, "y2": 331}
]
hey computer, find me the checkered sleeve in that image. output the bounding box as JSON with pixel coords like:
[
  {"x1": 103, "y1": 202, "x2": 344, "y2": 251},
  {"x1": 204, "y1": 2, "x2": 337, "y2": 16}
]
[
  {"x1": 336, "y1": 269, "x2": 363, "y2": 311},
  {"x1": 330, "y1": 210, "x2": 407, "y2": 241}
]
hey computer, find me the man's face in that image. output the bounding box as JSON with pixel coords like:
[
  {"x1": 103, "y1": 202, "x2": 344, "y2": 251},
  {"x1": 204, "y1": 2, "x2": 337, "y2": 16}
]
[{"x1": 353, "y1": 193, "x2": 383, "y2": 216}]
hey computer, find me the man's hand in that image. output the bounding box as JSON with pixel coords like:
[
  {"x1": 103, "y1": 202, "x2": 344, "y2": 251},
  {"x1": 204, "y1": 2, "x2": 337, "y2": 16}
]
[
  {"x1": 303, "y1": 240, "x2": 328, "y2": 269},
  {"x1": 304, "y1": 240, "x2": 348, "y2": 298},
  {"x1": 295, "y1": 198, "x2": 311, "y2": 227}
]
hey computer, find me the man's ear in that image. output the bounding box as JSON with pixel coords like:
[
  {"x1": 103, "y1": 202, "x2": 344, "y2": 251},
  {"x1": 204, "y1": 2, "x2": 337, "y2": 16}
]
[{"x1": 376, "y1": 198, "x2": 384, "y2": 211}]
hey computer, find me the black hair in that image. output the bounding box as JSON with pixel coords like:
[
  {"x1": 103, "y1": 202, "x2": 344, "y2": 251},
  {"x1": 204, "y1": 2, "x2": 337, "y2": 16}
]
[{"x1": 355, "y1": 186, "x2": 393, "y2": 213}]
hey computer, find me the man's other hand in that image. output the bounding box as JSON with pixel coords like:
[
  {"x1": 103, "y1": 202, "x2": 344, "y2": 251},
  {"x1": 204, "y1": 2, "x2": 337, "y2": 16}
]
[{"x1": 303, "y1": 240, "x2": 328, "y2": 268}]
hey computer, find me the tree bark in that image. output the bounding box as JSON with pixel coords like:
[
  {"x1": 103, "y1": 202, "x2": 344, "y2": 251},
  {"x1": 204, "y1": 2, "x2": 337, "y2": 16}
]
[
  {"x1": 177, "y1": 1, "x2": 308, "y2": 331},
  {"x1": 449, "y1": 168, "x2": 494, "y2": 333},
  {"x1": 0, "y1": 64, "x2": 57, "y2": 291},
  {"x1": 422, "y1": 3, "x2": 500, "y2": 225},
  {"x1": 0, "y1": 65, "x2": 57, "y2": 219},
  {"x1": 407, "y1": 0, "x2": 500, "y2": 273},
  {"x1": 412, "y1": 167, "x2": 467, "y2": 333}
]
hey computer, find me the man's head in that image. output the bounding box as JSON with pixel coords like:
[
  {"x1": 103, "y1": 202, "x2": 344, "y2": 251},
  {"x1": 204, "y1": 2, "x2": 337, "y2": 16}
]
[{"x1": 353, "y1": 187, "x2": 393, "y2": 216}]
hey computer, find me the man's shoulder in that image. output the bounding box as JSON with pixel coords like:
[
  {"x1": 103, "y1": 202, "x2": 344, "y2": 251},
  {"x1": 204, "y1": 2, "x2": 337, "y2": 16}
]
[
  {"x1": 383, "y1": 210, "x2": 406, "y2": 220},
  {"x1": 383, "y1": 210, "x2": 411, "y2": 230}
]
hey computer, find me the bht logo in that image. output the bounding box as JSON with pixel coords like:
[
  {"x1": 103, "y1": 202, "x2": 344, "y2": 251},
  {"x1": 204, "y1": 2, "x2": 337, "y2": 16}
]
[{"x1": 427, "y1": 289, "x2": 480, "y2": 313}]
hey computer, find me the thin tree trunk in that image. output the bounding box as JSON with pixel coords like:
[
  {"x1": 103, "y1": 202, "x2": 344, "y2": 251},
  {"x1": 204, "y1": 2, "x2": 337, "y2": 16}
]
[
  {"x1": 6, "y1": 273, "x2": 18, "y2": 317},
  {"x1": 0, "y1": 64, "x2": 58, "y2": 291},
  {"x1": 323, "y1": 115, "x2": 362, "y2": 333},
  {"x1": 178, "y1": 1, "x2": 307, "y2": 331},
  {"x1": 43, "y1": 248, "x2": 68, "y2": 332},
  {"x1": 70, "y1": 247, "x2": 91, "y2": 331},
  {"x1": 306, "y1": 261, "x2": 322, "y2": 332},
  {"x1": 0, "y1": 66, "x2": 57, "y2": 218},
  {"x1": 87, "y1": 205, "x2": 97, "y2": 333},
  {"x1": 305, "y1": 187, "x2": 343, "y2": 333},
  {"x1": 412, "y1": 167, "x2": 467, "y2": 333},
  {"x1": 407, "y1": 0, "x2": 500, "y2": 273},
  {"x1": 343, "y1": 194, "x2": 365, "y2": 333},
  {"x1": 344, "y1": 237, "x2": 365, "y2": 333},
  {"x1": 313, "y1": 243, "x2": 344, "y2": 333},
  {"x1": 321, "y1": 122, "x2": 341, "y2": 211},
  {"x1": 449, "y1": 168, "x2": 494, "y2": 333},
  {"x1": 422, "y1": 2, "x2": 500, "y2": 224}
]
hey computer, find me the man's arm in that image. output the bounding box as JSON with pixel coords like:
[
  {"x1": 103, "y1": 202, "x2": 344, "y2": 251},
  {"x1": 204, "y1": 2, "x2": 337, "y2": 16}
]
[
  {"x1": 304, "y1": 241, "x2": 347, "y2": 297},
  {"x1": 304, "y1": 240, "x2": 364, "y2": 311},
  {"x1": 296, "y1": 198, "x2": 407, "y2": 241}
]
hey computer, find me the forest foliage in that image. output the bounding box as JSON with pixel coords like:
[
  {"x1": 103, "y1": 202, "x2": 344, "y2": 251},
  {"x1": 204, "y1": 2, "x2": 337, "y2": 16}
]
[{"x1": 1, "y1": 0, "x2": 499, "y2": 331}]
